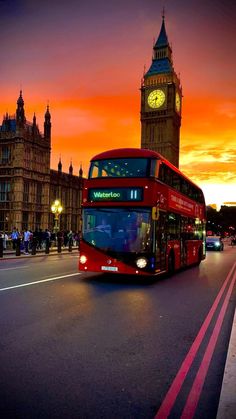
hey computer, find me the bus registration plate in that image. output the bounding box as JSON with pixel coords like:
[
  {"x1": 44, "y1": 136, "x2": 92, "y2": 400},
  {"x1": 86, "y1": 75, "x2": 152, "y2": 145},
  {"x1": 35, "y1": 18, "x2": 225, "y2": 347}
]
[{"x1": 101, "y1": 266, "x2": 118, "y2": 272}]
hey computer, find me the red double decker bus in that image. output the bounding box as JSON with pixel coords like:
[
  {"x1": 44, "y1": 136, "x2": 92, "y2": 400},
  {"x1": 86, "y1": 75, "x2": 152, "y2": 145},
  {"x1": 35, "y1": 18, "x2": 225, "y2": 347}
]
[{"x1": 79, "y1": 148, "x2": 206, "y2": 276}]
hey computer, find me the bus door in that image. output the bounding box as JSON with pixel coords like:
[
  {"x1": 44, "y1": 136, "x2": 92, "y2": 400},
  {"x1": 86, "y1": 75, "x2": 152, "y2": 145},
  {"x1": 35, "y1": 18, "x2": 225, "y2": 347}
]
[{"x1": 154, "y1": 211, "x2": 167, "y2": 271}]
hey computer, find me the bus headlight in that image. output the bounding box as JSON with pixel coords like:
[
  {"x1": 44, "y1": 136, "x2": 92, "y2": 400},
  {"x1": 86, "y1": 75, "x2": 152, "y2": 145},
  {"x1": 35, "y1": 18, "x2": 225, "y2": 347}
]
[
  {"x1": 136, "y1": 258, "x2": 148, "y2": 269},
  {"x1": 80, "y1": 255, "x2": 87, "y2": 264}
]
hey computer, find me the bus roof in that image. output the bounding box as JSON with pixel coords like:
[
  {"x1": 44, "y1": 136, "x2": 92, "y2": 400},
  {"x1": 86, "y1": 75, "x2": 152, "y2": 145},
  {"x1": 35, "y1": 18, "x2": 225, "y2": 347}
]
[
  {"x1": 91, "y1": 148, "x2": 161, "y2": 160},
  {"x1": 90, "y1": 148, "x2": 203, "y2": 192}
]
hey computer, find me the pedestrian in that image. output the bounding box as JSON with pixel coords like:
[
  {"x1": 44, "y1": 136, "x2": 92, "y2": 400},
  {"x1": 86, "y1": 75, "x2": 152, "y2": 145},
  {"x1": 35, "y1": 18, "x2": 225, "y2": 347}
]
[
  {"x1": 64, "y1": 230, "x2": 68, "y2": 247},
  {"x1": 11, "y1": 227, "x2": 19, "y2": 250},
  {"x1": 1, "y1": 231, "x2": 8, "y2": 250},
  {"x1": 38, "y1": 228, "x2": 43, "y2": 249},
  {"x1": 23, "y1": 229, "x2": 31, "y2": 254},
  {"x1": 74, "y1": 232, "x2": 80, "y2": 246},
  {"x1": 67, "y1": 230, "x2": 73, "y2": 244},
  {"x1": 28, "y1": 230, "x2": 33, "y2": 251},
  {"x1": 57, "y1": 230, "x2": 63, "y2": 251}
]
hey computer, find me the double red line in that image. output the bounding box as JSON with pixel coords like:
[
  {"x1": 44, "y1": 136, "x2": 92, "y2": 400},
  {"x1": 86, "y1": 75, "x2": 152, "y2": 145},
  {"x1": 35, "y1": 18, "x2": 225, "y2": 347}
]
[{"x1": 155, "y1": 261, "x2": 236, "y2": 419}]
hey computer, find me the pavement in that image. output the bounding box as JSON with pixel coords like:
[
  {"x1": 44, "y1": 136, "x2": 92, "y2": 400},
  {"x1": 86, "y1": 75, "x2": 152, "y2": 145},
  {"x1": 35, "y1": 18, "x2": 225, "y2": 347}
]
[
  {"x1": 0, "y1": 247, "x2": 235, "y2": 418},
  {"x1": 0, "y1": 246, "x2": 79, "y2": 259},
  {"x1": 217, "y1": 308, "x2": 236, "y2": 419}
]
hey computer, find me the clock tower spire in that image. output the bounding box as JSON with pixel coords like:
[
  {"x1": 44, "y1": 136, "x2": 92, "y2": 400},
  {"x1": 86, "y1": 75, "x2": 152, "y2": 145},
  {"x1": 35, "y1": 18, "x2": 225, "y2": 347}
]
[{"x1": 140, "y1": 14, "x2": 182, "y2": 167}]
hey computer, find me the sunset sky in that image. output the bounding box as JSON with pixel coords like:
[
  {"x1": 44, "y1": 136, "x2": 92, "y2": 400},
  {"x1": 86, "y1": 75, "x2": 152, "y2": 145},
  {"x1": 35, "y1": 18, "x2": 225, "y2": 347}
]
[{"x1": 1, "y1": 0, "x2": 236, "y2": 206}]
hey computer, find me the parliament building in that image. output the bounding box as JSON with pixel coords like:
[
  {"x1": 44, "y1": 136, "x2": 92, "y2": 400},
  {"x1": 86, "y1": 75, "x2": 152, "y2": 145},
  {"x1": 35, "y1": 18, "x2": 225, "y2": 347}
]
[{"x1": 0, "y1": 91, "x2": 83, "y2": 233}]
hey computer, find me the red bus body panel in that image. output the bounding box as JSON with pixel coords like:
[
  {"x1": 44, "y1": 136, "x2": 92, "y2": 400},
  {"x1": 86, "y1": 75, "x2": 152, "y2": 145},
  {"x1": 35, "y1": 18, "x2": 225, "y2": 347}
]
[{"x1": 79, "y1": 242, "x2": 150, "y2": 276}]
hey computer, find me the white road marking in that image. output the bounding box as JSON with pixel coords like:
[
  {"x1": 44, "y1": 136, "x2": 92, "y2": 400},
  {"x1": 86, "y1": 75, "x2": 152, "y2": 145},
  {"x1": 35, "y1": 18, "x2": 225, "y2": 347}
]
[
  {"x1": 0, "y1": 272, "x2": 81, "y2": 292},
  {"x1": 0, "y1": 266, "x2": 30, "y2": 271},
  {"x1": 0, "y1": 255, "x2": 78, "y2": 271}
]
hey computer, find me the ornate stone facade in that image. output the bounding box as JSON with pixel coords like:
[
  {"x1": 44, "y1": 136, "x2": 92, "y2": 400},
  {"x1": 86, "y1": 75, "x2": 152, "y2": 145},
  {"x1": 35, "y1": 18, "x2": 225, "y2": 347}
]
[{"x1": 0, "y1": 91, "x2": 83, "y2": 233}]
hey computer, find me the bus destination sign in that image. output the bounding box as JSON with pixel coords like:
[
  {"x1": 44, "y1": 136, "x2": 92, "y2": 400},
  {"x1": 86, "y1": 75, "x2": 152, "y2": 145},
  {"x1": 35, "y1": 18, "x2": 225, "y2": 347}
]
[{"x1": 88, "y1": 187, "x2": 143, "y2": 202}]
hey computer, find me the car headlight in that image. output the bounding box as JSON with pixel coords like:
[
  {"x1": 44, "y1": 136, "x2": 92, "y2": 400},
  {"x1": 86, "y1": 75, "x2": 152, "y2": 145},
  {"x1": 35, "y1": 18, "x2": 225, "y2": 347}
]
[
  {"x1": 80, "y1": 255, "x2": 87, "y2": 264},
  {"x1": 136, "y1": 258, "x2": 148, "y2": 269},
  {"x1": 215, "y1": 242, "x2": 220, "y2": 247}
]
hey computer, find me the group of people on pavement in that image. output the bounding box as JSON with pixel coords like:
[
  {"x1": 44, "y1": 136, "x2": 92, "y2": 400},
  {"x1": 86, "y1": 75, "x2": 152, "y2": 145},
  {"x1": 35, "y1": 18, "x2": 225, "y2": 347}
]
[{"x1": 1, "y1": 228, "x2": 81, "y2": 254}]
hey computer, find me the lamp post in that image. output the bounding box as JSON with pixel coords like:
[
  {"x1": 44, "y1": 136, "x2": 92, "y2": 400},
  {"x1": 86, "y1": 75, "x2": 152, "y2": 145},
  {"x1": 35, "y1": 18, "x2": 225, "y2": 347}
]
[{"x1": 51, "y1": 200, "x2": 63, "y2": 233}]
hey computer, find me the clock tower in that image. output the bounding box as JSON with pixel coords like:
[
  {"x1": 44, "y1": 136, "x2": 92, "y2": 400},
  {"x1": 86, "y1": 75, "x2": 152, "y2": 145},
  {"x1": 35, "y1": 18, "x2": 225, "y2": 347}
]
[{"x1": 140, "y1": 15, "x2": 182, "y2": 167}]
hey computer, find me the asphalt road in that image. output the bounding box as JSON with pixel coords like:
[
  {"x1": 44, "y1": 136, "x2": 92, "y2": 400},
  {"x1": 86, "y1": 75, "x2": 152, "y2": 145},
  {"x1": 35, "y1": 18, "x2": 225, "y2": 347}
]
[{"x1": 0, "y1": 248, "x2": 235, "y2": 419}]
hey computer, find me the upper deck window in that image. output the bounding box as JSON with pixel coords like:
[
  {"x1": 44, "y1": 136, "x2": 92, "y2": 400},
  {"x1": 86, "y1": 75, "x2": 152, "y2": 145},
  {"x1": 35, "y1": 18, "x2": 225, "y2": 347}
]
[
  {"x1": 159, "y1": 163, "x2": 205, "y2": 204},
  {"x1": 89, "y1": 158, "x2": 155, "y2": 178}
]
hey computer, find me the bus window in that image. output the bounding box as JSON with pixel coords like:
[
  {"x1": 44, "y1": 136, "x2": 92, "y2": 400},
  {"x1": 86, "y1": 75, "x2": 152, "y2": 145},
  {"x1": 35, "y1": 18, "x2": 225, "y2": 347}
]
[
  {"x1": 150, "y1": 159, "x2": 159, "y2": 177},
  {"x1": 172, "y1": 172, "x2": 180, "y2": 191},
  {"x1": 83, "y1": 208, "x2": 152, "y2": 253},
  {"x1": 181, "y1": 179, "x2": 189, "y2": 195},
  {"x1": 167, "y1": 213, "x2": 180, "y2": 240},
  {"x1": 159, "y1": 163, "x2": 173, "y2": 187},
  {"x1": 89, "y1": 158, "x2": 150, "y2": 178}
]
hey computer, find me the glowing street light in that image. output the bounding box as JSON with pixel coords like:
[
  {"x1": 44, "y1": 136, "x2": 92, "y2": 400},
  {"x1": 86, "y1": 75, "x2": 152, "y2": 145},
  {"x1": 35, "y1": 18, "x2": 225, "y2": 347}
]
[{"x1": 51, "y1": 199, "x2": 63, "y2": 233}]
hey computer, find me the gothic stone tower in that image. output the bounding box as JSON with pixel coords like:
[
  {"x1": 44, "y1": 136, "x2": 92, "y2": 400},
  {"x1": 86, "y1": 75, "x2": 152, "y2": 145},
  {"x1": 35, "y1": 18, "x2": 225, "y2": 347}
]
[
  {"x1": 140, "y1": 15, "x2": 182, "y2": 168},
  {"x1": 0, "y1": 91, "x2": 51, "y2": 231}
]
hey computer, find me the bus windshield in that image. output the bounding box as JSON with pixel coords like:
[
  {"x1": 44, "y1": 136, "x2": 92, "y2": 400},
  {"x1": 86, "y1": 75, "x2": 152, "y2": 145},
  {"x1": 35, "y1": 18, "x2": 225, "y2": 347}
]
[
  {"x1": 89, "y1": 158, "x2": 153, "y2": 178},
  {"x1": 82, "y1": 208, "x2": 152, "y2": 253}
]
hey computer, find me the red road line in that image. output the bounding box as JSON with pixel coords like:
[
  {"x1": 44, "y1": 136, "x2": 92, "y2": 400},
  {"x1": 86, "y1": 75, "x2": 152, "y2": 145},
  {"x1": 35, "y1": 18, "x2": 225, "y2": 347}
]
[
  {"x1": 155, "y1": 262, "x2": 236, "y2": 419},
  {"x1": 181, "y1": 268, "x2": 236, "y2": 419}
]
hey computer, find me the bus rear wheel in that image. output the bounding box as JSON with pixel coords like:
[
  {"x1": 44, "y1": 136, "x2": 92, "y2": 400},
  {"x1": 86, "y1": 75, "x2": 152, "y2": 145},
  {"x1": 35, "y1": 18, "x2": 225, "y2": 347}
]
[
  {"x1": 168, "y1": 252, "x2": 175, "y2": 276},
  {"x1": 197, "y1": 248, "x2": 202, "y2": 265}
]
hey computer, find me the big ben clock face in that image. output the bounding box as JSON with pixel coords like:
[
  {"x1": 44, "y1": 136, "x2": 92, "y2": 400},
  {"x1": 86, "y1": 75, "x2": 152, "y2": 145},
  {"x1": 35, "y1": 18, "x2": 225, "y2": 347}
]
[
  {"x1": 147, "y1": 89, "x2": 165, "y2": 109},
  {"x1": 175, "y1": 92, "x2": 181, "y2": 113}
]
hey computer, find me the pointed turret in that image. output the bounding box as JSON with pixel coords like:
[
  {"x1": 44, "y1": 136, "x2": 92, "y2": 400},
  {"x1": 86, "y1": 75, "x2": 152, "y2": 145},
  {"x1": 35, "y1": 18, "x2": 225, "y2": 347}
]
[
  {"x1": 145, "y1": 15, "x2": 173, "y2": 77},
  {"x1": 58, "y1": 157, "x2": 62, "y2": 172},
  {"x1": 154, "y1": 14, "x2": 168, "y2": 48},
  {"x1": 16, "y1": 90, "x2": 26, "y2": 125},
  {"x1": 17, "y1": 90, "x2": 24, "y2": 107},
  {"x1": 44, "y1": 104, "x2": 51, "y2": 140},
  {"x1": 69, "y1": 160, "x2": 73, "y2": 175},
  {"x1": 79, "y1": 164, "x2": 83, "y2": 178},
  {"x1": 32, "y1": 112, "x2": 37, "y2": 137}
]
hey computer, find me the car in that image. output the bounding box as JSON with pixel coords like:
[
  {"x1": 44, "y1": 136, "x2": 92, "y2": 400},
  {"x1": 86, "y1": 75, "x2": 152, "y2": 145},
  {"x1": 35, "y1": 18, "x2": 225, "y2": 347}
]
[{"x1": 206, "y1": 236, "x2": 224, "y2": 251}]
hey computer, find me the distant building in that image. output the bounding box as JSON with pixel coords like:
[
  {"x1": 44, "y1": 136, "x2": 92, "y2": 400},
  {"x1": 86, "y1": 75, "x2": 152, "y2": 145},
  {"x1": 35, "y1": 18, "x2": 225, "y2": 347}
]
[
  {"x1": 0, "y1": 91, "x2": 83, "y2": 233},
  {"x1": 208, "y1": 204, "x2": 218, "y2": 210},
  {"x1": 222, "y1": 202, "x2": 236, "y2": 207},
  {"x1": 140, "y1": 14, "x2": 182, "y2": 168}
]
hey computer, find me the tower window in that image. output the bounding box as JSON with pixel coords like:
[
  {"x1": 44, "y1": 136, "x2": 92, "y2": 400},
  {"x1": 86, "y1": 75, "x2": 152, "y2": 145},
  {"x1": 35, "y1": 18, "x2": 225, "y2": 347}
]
[
  {"x1": 36, "y1": 182, "x2": 42, "y2": 204},
  {"x1": 22, "y1": 212, "x2": 28, "y2": 230},
  {"x1": 0, "y1": 146, "x2": 11, "y2": 164},
  {"x1": 23, "y1": 181, "x2": 30, "y2": 202},
  {"x1": 0, "y1": 181, "x2": 10, "y2": 201}
]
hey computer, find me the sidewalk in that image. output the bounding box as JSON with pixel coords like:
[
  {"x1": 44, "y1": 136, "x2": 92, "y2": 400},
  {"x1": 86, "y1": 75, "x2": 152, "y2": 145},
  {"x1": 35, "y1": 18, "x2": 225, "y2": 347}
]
[
  {"x1": 1, "y1": 246, "x2": 79, "y2": 259},
  {"x1": 217, "y1": 308, "x2": 236, "y2": 419}
]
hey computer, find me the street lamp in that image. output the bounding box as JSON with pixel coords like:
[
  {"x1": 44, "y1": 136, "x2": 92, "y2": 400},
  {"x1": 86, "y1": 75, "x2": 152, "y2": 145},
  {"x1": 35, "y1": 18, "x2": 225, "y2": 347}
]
[{"x1": 51, "y1": 200, "x2": 63, "y2": 233}]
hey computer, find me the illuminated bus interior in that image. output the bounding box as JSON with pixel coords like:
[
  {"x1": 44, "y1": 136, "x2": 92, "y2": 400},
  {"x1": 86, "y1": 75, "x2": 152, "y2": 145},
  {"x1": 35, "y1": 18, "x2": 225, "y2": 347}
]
[
  {"x1": 83, "y1": 208, "x2": 152, "y2": 254},
  {"x1": 89, "y1": 158, "x2": 157, "y2": 178}
]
